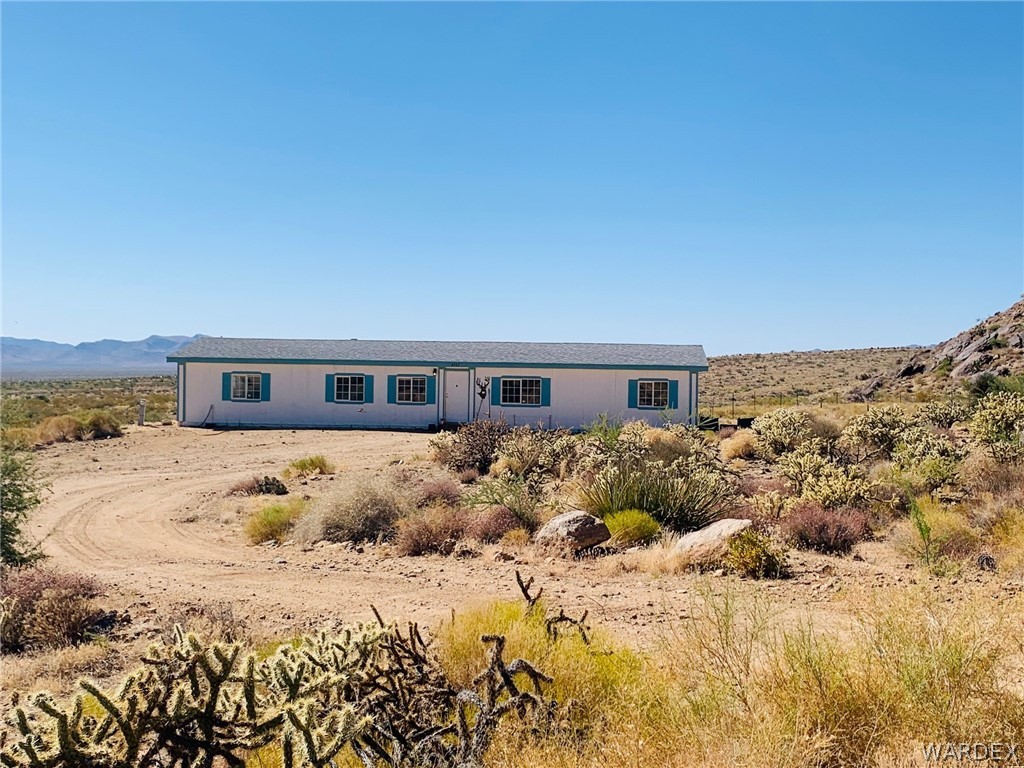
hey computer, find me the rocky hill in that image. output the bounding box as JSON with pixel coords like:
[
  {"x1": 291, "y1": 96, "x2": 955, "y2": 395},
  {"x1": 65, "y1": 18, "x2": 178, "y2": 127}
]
[
  {"x1": 1, "y1": 334, "x2": 203, "y2": 378},
  {"x1": 849, "y1": 299, "x2": 1024, "y2": 400}
]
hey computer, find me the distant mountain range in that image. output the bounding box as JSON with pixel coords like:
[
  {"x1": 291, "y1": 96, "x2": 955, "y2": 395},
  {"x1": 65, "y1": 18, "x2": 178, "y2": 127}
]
[{"x1": 1, "y1": 334, "x2": 204, "y2": 378}]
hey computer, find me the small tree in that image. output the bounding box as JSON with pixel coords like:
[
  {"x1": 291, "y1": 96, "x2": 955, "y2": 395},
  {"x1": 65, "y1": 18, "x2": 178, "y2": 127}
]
[{"x1": 1, "y1": 442, "x2": 46, "y2": 566}]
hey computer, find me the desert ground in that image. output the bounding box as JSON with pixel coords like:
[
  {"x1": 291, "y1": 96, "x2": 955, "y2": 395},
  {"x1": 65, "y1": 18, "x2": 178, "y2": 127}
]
[{"x1": 25, "y1": 424, "x2": 1013, "y2": 649}]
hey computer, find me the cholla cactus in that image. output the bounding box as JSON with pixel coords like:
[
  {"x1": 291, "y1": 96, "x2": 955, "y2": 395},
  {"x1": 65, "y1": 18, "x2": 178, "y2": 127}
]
[
  {"x1": 752, "y1": 409, "x2": 812, "y2": 459},
  {"x1": 2, "y1": 615, "x2": 554, "y2": 768},
  {"x1": 800, "y1": 463, "x2": 874, "y2": 510},
  {"x1": 893, "y1": 426, "x2": 964, "y2": 469},
  {"x1": 840, "y1": 405, "x2": 910, "y2": 461},
  {"x1": 778, "y1": 450, "x2": 830, "y2": 495},
  {"x1": 494, "y1": 427, "x2": 575, "y2": 481},
  {"x1": 917, "y1": 400, "x2": 973, "y2": 429},
  {"x1": 747, "y1": 490, "x2": 788, "y2": 522},
  {"x1": 968, "y1": 391, "x2": 1024, "y2": 463}
]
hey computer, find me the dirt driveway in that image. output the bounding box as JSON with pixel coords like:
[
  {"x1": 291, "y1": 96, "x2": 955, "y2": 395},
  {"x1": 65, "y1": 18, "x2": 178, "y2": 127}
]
[{"x1": 29, "y1": 425, "x2": 969, "y2": 644}]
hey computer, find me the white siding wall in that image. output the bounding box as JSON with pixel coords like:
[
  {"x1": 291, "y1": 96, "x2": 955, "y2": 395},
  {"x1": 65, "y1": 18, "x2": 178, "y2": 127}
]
[
  {"x1": 475, "y1": 367, "x2": 695, "y2": 429},
  {"x1": 180, "y1": 362, "x2": 698, "y2": 429}
]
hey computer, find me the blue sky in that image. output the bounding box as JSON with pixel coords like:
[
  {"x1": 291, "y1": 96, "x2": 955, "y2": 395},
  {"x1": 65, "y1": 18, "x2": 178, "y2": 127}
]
[{"x1": 2, "y1": 2, "x2": 1021, "y2": 355}]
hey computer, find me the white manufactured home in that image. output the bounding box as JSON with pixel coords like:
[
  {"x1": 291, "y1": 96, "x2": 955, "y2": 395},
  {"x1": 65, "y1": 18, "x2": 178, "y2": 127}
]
[{"x1": 168, "y1": 338, "x2": 708, "y2": 430}]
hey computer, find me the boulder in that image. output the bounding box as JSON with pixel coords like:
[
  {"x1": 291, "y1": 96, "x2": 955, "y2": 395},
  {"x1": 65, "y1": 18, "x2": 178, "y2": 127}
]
[
  {"x1": 535, "y1": 511, "x2": 610, "y2": 551},
  {"x1": 671, "y1": 518, "x2": 752, "y2": 569}
]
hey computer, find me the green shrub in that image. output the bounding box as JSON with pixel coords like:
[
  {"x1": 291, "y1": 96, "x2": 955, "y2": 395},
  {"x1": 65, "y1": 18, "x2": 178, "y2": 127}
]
[
  {"x1": 582, "y1": 412, "x2": 624, "y2": 449},
  {"x1": 244, "y1": 498, "x2": 308, "y2": 544},
  {"x1": 1, "y1": 444, "x2": 46, "y2": 566},
  {"x1": 428, "y1": 420, "x2": 510, "y2": 473},
  {"x1": 725, "y1": 529, "x2": 787, "y2": 578},
  {"x1": 604, "y1": 509, "x2": 661, "y2": 546},
  {"x1": 282, "y1": 454, "x2": 335, "y2": 478},
  {"x1": 467, "y1": 474, "x2": 542, "y2": 531}
]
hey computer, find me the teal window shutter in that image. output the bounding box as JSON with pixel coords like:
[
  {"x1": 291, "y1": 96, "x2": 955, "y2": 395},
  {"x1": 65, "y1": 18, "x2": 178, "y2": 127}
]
[
  {"x1": 325, "y1": 374, "x2": 335, "y2": 403},
  {"x1": 363, "y1": 374, "x2": 374, "y2": 404},
  {"x1": 669, "y1": 380, "x2": 679, "y2": 410},
  {"x1": 260, "y1": 373, "x2": 271, "y2": 402},
  {"x1": 627, "y1": 380, "x2": 639, "y2": 409},
  {"x1": 387, "y1": 375, "x2": 397, "y2": 404},
  {"x1": 425, "y1": 376, "x2": 436, "y2": 405},
  {"x1": 222, "y1": 373, "x2": 232, "y2": 401},
  {"x1": 541, "y1": 378, "x2": 551, "y2": 407},
  {"x1": 491, "y1": 377, "x2": 502, "y2": 406}
]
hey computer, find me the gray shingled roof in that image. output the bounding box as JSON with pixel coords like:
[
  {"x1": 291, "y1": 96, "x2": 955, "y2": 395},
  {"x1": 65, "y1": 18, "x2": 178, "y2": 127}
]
[{"x1": 168, "y1": 337, "x2": 708, "y2": 370}]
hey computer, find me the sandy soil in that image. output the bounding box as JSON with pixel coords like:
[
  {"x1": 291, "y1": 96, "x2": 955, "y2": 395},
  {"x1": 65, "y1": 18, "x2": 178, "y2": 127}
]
[{"x1": 27, "y1": 425, "x2": 1008, "y2": 648}]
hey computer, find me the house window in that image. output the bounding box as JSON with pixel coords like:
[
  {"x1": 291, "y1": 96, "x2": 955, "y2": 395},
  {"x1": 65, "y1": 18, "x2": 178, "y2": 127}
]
[
  {"x1": 335, "y1": 375, "x2": 365, "y2": 403},
  {"x1": 638, "y1": 380, "x2": 669, "y2": 409},
  {"x1": 396, "y1": 376, "x2": 427, "y2": 404},
  {"x1": 231, "y1": 373, "x2": 262, "y2": 401},
  {"x1": 501, "y1": 377, "x2": 542, "y2": 406}
]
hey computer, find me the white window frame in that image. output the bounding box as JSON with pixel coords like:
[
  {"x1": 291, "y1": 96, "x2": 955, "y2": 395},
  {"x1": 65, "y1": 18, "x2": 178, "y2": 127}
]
[
  {"x1": 638, "y1": 379, "x2": 669, "y2": 409},
  {"x1": 396, "y1": 375, "x2": 427, "y2": 404},
  {"x1": 231, "y1": 373, "x2": 262, "y2": 401},
  {"x1": 501, "y1": 377, "x2": 542, "y2": 406},
  {"x1": 334, "y1": 374, "x2": 365, "y2": 403}
]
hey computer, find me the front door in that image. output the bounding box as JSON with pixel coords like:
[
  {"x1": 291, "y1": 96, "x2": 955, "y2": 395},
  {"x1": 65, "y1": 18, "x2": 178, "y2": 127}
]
[{"x1": 442, "y1": 369, "x2": 472, "y2": 424}]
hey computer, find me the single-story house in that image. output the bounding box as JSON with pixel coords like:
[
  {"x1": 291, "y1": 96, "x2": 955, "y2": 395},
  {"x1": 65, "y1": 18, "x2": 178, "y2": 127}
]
[{"x1": 167, "y1": 337, "x2": 708, "y2": 430}]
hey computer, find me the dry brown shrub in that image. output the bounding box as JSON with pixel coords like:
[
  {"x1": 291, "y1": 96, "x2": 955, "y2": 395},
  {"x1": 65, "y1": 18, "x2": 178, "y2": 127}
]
[
  {"x1": 416, "y1": 476, "x2": 462, "y2": 508},
  {"x1": 37, "y1": 415, "x2": 85, "y2": 443},
  {"x1": 465, "y1": 505, "x2": 521, "y2": 543},
  {"x1": 721, "y1": 429, "x2": 758, "y2": 461},
  {"x1": 394, "y1": 506, "x2": 472, "y2": 556},
  {"x1": 2, "y1": 568, "x2": 104, "y2": 653}
]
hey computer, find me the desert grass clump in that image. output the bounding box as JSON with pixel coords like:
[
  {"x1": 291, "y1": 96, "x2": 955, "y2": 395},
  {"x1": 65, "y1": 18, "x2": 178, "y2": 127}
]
[
  {"x1": 780, "y1": 501, "x2": 870, "y2": 554},
  {"x1": 81, "y1": 410, "x2": 122, "y2": 439},
  {"x1": 897, "y1": 497, "x2": 981, "y2": 574},
  {"x1": 295, "y1": 476, "x2": 415, "y2": 544},
  {"x1": 578, "y1": 461, "x2": 736, "y2": 533},
  {"x1": 604, "y1": 509, "x2": 661, "y2": 547},
  {"x1": 394, "y1": 506, "x2": 472, "y2": 556},
  {"x1": 720, "y1": 428, "x2": 758, "y2": 461},
  {"x1": 435, "y1": 596, "x2": 643, "y2": 732},
  {"x1": 244, "y1": 498, "x2": 308, "y2": 544},
  {"x1": 37, "y1": 415, "x2": 86, "y2": 443},
  {"x1": 282, "y1": 454, "x2": 335, "y2": 478},
  {"x1": 1, "y1": 567, "x2": 104, "y2": 653}
]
